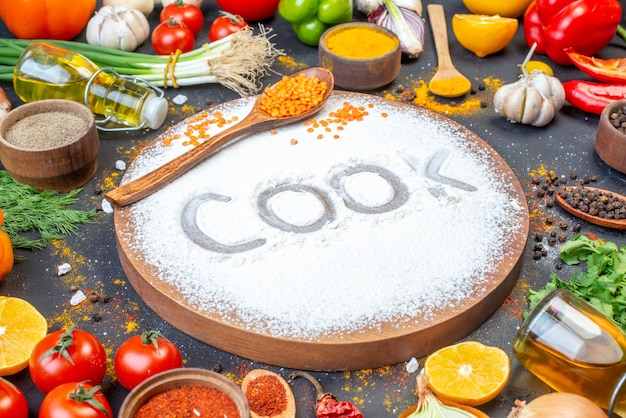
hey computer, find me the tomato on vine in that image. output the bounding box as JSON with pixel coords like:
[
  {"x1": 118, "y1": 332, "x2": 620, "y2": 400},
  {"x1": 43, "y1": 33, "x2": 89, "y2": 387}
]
[
  {"x1": 0, "y1": 377, "x2": 28, "y2": 418},
  {"x1": 151, "y1": 18, "x2": 195, "y2": 55},
  {"x1": 29, "y1": 327, "x2": 107, "y2": 394},
  {"x1": 209, "y1": 11, "x2": 248, "y2": 42},
  {"x1": 160, "y1": 0, "x2": 204, "y2": 36},
  {"x1": 40, "y1": 382, "x2": 112, "y2": 418},
  {"x1": 114, "y1": 330, "x2": 183, "y2": 390}
]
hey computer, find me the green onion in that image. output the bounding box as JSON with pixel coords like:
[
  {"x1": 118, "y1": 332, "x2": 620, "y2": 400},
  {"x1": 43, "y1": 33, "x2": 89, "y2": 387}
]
[{"x1": 0, "y1": 27, "x2": 283, "y2": 96}]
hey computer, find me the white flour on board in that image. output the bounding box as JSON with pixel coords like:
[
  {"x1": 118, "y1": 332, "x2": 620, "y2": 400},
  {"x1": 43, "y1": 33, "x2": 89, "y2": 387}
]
[{"x1": 119, "y1": 94, "x2": 526, "y2": 340}]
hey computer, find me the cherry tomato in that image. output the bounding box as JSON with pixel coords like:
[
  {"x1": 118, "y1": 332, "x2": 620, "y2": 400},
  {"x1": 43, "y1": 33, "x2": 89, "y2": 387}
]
[
  {"x1": 114, "y1": 330, "x2": 183, "y2": 390},
  {"x1": 209, "y1": 11, "x2": 248, "y2": 42},
  {"x1": 151, "y1": 18, "x2": 195, "y2": 55},
  {"x1": 160, "y1": 0, "x2": 204, "y2": 35},
  {"x1": 40, "y1": 382, "x2": 112, "y2": 418},
  {"x1": 29, "y1": 327, "x2": 107, "y2": 394},
  {"x1": 215, "y1": 0, "x2": 280, "y2": 21},
  {"x1": 0, "y1": 377, "x2": 28, "y2": 418}
]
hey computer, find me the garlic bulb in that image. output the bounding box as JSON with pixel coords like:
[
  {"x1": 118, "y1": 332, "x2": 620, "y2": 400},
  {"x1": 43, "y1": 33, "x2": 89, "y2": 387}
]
[
  {"x1": 86, "y1": 6, "x2": 150, "y2": 52},
  {"x1": 102, "y1": 0, "x2": 155, "y2": 15},
  {"x1": 494, "y1": 43, "x2": 565, "y2": 127},
  {"x1": 494, "y1": 80, "x2": 556, "y2": 127}
]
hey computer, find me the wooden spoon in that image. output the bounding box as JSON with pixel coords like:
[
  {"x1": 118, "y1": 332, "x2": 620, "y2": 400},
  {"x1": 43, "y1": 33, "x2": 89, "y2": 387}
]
[
  {"x1": 427, "y1": 4, "x2": 471, "y2": 98},
  {"x1": 241, "y1": 369, "x2": 296, "y2": 418},
  {"x1": 105, "y1": 67, "x2": 334, "y2": 207},
  {"x1": 555, "y1": 186, "x2": 626, "y2": 230}
]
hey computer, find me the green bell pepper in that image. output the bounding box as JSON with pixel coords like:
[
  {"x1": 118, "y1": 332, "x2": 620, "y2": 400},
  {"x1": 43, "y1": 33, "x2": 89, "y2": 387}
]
[{"x1": 278, "y1": 0, "x2": 352, "y2": 46}]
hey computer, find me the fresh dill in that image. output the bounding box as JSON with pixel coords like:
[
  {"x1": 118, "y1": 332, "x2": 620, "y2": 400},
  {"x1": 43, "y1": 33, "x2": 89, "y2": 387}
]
[{"x1": 0, "y1": 170, "x2": 98, "y2": 253}]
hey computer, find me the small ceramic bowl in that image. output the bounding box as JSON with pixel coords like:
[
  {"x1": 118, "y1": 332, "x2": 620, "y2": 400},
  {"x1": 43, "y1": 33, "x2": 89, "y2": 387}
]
[
  {"x1": 0, "y1": 99, "x2": 99, "y2": 192},
  {"x1": 318, "y1": 22, "x2": 401, "y2": 91},
  {"x1": 119, "y1": 368, "x2": 250, "y2": 418},
  {"x1": 594, "y1": 99, "x2": 626, "y2": 174}
]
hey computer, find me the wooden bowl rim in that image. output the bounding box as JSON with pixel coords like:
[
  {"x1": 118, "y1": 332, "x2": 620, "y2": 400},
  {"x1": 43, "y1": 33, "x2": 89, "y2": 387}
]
[
  {"x1": 0, "y1": 99, "x2": 96, "y2": 152},
  {"x1": 119, "y1": 367, "x2": 250, "y2": 418},
  {"x1": 319, "y1": 22, "x2": 401, "y2": 62}
]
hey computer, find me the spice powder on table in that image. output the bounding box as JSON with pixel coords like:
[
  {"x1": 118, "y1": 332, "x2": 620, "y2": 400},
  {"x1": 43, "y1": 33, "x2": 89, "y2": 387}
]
[
  {"x1": 134, "y1": 385, "x2": 240, "y2": 418},
  {"x1": 245, "y1": 374, "x2": 288, "y2": 416}
]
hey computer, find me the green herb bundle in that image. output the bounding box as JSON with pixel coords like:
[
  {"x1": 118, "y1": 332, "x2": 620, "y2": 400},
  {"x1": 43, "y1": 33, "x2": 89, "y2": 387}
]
[
  {"x1": 0, "y1": 170, "x2": 98, "y2": 254},
  {"x1": 528, "y1": 234, "x2": 626, "y2": 331}
]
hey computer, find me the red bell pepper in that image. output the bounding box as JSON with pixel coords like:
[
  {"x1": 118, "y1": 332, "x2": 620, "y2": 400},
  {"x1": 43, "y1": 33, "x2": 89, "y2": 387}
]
[
  {"x1": 563, "y1": 80, "x2": 626, "y2": 114},
  {"x1": 523, "y1": 0, "x2": 622, "y2": 66},
  {"x1": 565, "y1": 49, "x2": 626, "y2": 84}
]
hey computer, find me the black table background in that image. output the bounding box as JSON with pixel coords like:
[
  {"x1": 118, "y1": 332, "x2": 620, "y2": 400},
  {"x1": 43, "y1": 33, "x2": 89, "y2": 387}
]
[{"x1": 1, "y1": 1, "x2": 626, "y2": 416}]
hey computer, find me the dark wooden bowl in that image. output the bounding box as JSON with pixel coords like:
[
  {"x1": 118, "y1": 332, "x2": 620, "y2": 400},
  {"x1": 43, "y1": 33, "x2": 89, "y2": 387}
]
[
  {"x1": 594, "y1": 99, "x2": 626, "y2": 174},
  {"x1": 119, "y1": 368, "x2": 250, "y2": 418},
  {"x1": 0, "y1": 99, "x2": 99, "y2": 191},
  {"x1": 318, "y1": 22, "x2": 401, "y2": 91}
]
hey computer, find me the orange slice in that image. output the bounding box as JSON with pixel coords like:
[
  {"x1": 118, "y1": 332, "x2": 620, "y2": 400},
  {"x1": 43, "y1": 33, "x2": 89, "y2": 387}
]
[
  {"x1": 0, "y1": 296, "x2": 47, "y2": 376},
  {"x1": 452, "y1": 14, "x2": 518, "y2": 58},
  {"x1": 423, "y1": 340, "x2": 510, "y2": 406}
]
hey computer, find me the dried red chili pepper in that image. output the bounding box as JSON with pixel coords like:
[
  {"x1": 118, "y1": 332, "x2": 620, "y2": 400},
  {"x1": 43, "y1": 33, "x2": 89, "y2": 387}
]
[{"x1": 290, "y1": 371, "x2": 363, "y2": 418}]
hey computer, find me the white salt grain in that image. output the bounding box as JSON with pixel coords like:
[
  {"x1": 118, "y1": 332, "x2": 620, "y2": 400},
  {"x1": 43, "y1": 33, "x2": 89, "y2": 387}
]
[
  {"x1": 57, "y1": 262, "x2": 72, "y2": 276},
  {"x1": 101, "y1": 199, "x2": 114, "y2": 214},
  {"x1": 70, "y1": 290, "x2": 86, "y2": 306},
  {"x1": 120, "y1": 95, "x2": 526, "y2": 340},
  {"x1": 115, "y1": 160, "x2": 127, "y2": 170},
  {"x1": 406, "y1": 357, "x2": 419, "y2": 373},
  {"x1": 173, "y1": 94, "x2": 188, "y2": 105}
]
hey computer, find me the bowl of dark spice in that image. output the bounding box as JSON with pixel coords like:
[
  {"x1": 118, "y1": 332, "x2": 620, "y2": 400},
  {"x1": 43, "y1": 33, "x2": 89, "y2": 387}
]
[
  {"x1": 119, "y1": 367, "x2": 250, "y2": 418},
  {"x1": 0, "y1": 99, "x2": 99, "y2": 192},
  {"x1": 318, "y1": 22, "x2": 401, "y2": 91},
  {"x1": 594, "y1": 99, "x2": 626, "y2": 174}
]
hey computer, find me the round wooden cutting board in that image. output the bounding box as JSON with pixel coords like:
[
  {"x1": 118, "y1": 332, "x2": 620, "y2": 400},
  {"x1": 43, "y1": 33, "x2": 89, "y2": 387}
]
[{"x1": 114, "y1": 92, "x2": 529, "y2": 371}]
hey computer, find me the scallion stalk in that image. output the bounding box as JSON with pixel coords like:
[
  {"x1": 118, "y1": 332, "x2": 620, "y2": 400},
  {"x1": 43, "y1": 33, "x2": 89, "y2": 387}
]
[{"x1": 0, "y1": 27, "x2": 282, "y2": 96}]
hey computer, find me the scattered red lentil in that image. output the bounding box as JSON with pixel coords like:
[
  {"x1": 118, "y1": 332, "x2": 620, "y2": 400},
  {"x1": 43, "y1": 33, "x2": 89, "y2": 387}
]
[
  {"x1": 245, "y1": 375, "x2": 288, "y2": 417},
  {"x1": 259, "y1": 73, "x2": 328, "y2": 118},
  {"x1": 134, "y1": 385, "x2": 240, "y2": 418}
]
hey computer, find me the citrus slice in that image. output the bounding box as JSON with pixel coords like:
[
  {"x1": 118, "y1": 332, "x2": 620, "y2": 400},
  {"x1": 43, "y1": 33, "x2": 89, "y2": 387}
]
[
  {"x1": 461, "y1": 0, "x2": 533, "y2": 18},
  {"x1": 423, "y1": 340, "x2": 510, "y2": 406},
  {"x1": 0, "y1": 296, "x2": 47, "y2": 376},
  {"x1": 452, "y1": 14, "x2": 518, "y2": 58},
  {"x1": 523, "y1": 60, "x2": 554, "y2": 77}
]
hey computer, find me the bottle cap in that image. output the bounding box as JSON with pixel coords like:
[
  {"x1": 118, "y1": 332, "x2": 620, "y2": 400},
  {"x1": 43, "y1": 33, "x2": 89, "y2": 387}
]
[{"x1": 141, "y1": 94, "x2": 168, "y2": 130}]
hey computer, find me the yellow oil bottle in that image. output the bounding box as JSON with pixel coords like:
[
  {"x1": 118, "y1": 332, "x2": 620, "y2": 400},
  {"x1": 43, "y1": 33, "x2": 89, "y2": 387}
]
[{"x1": 13, "y1": 42, "x2": 167, "y2": 130}]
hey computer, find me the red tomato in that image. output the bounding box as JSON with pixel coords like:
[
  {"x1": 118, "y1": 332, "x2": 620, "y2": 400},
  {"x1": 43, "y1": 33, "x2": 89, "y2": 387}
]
[
  {"x1": 29, "y1": 327, "x2": 107, "y2": 394},
  {"x1": 215, "y1": 0, "x2": 279, "y2": 21},
  {"x1": 40, "y1": 382, "x2": 112, "y2": 418},
  {"x1": 114, "y1": 330, "x2": 183, "y2": 390},
  {"x1": 209, "y1": 12, "x2": 248, "y2": 42},
  {"x1": 160, "y1": 1, "x2": 204, "y2": 35},
  {"x1": 0, "y1": 377, "x2": 28, "y2": 418},
  {"x1": 151, "y1": 18, "x2": 195, "y2": 55}
]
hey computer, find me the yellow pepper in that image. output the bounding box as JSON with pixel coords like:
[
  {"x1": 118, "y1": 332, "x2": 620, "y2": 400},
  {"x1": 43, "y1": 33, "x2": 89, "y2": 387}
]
[{"x1": 0, "y1": 209, "x2": 14, "y2": 281}]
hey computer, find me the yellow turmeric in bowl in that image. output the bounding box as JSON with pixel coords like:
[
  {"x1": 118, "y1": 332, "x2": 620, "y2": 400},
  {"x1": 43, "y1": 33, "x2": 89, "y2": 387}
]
[{"x1": 325, "y1": 26, "x2": 399, "y2": 59}]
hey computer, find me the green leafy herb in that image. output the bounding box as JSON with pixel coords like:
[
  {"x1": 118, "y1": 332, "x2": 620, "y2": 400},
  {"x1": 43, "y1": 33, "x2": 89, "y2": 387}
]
[
  {"x1": 528, "y1": 234, "x2": 626, "y2": 331},
  {"x1": 0, "y1": 170, "x2": 98, "y2": 254}
]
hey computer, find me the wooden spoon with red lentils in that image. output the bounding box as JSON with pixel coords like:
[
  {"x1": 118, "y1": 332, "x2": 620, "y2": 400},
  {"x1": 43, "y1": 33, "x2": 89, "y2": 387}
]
[
  {"x1": 556, "y1": 185, "x2": 626, "y2": 230},
  {"x1": 241, "y1": 369, "x2": 296, "y2": 418},
  {"x1": 105, "y1": 67, "x2": 334, "y2": 207}
]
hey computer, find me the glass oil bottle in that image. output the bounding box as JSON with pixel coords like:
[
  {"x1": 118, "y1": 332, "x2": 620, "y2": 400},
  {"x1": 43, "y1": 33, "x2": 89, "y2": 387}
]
[{"x1": 13, "y1": 42, "x2": 167, "y2": 130}]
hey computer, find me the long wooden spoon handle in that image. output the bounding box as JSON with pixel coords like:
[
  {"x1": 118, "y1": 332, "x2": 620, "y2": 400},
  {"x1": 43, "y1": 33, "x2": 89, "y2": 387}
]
[
  {"x1": 427, "y1": 4, "x2": 453, "y2": 69},
  {"x1": 105, "y1": 121, "x2": 252, "y2": 207}
]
